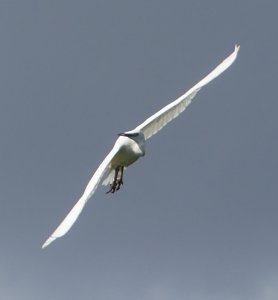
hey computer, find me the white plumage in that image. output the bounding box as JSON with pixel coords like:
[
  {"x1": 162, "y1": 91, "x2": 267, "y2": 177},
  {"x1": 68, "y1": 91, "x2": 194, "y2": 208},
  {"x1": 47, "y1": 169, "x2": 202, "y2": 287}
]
[{"x1": 42, "y1": 45, "x2": 240, "y2": 249}]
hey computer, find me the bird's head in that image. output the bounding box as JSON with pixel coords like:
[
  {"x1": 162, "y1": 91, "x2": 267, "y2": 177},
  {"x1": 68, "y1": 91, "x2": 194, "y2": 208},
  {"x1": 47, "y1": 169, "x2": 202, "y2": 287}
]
[{"x1": 118, "y1": 129, "x2": 145, "y2": 141}]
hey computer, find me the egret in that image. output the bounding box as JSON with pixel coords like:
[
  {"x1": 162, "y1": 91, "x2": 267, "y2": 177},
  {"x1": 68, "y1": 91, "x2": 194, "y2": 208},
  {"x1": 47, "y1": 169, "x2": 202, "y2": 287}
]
[{"x1": 42, "y1": 45, "x2": 240, "y2": 248}]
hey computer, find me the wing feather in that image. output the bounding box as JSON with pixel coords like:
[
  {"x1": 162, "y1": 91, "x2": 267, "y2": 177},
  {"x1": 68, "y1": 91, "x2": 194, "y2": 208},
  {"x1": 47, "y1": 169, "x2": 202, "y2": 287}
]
[
  {"x1": 135, "y1": 45, "x2": 240, "y2": 140},
  {"x1": 42, "y1": 146, "x2": 117, "y2": 249}
]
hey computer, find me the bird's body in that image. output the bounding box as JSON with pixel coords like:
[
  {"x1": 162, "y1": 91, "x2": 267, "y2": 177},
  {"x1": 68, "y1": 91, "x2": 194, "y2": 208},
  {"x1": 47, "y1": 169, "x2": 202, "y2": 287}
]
[
  {"x1": 103, "y1": 131, "x2": 145, "y2": 193},
  {"x1": 42, "y1": 45, "x2": 240, "y2": 249},
  {"x1": 111, "y1": 132, "x2": 145, "y2": 169}
]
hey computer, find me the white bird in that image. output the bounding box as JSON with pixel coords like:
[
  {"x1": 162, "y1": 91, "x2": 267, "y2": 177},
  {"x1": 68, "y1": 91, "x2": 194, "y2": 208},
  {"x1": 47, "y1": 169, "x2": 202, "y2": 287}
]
[{"x1": 42, "y1": 44, "x2": 240, "y2": 249}]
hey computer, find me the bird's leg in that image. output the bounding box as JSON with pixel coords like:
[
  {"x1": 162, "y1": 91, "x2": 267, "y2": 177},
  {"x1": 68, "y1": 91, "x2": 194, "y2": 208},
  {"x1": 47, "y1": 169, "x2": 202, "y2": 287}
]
[
  {"x1": 106, "y1": 167, "x2": 120, "y2": 194},
  {"x1": 106, "y1": 166, "x2": 125, "y2": 193},
  {"x1": 116, "y1": 166, "x2": 124, "y2": 190}
]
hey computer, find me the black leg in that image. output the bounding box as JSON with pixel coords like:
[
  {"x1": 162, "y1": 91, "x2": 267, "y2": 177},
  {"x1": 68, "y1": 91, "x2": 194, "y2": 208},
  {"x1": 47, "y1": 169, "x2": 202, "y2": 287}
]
[
  {"x1": 106, "y1": 167, "x2": 119, "y2": 194},
  {"x1": 116, "y1": 166, "x2": 124, "y2": 190},
  {"x1": 106, "y1": 166, "x2": 124, "y2": 194}
]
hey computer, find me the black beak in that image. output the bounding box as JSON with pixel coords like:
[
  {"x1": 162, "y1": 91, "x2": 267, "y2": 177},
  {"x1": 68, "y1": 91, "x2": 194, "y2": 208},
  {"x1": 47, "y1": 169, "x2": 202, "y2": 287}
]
[
  {"x1": 118, "y1": 132, "x2": 139, "y2": 138},
  {"x1": 118, "y1": 133, "x2": 126, "y2": 136}
]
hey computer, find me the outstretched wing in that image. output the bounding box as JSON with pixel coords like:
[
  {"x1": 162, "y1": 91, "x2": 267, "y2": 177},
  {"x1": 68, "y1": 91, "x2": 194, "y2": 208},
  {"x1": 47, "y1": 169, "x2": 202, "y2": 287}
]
[
  {"x1": 42, "y1": 146, "x2": 118, "y2": 249},
  {"x1": 135, "y1": 45, "x2": 240, "y2": 140}
]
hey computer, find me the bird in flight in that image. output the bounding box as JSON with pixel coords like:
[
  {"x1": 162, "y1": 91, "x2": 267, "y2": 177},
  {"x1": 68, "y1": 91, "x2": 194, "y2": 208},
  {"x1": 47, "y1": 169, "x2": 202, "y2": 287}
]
[{"x1": 42, "y1": 44, "x2": 240, "y2": 248}]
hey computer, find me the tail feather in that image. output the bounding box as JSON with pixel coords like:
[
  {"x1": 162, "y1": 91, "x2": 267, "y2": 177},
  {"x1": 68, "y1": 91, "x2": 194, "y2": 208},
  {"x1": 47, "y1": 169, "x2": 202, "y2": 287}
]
[{"x1": 102, "y1": 169, "x2": 114, "y2": 186}]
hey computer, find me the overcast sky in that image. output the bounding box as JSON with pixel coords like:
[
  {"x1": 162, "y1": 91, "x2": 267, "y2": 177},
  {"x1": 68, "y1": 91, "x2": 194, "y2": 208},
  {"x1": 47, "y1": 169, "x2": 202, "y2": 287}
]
[{"x1": 0, "y1": 1, "x2": 277, "y2": 299}]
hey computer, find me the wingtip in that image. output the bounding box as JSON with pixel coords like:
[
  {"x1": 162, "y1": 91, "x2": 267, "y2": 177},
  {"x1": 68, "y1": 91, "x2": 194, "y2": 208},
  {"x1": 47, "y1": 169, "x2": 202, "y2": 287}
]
[
  {"x1": 235, "y1": 44, "x2": 240, "y2": 52},
  {"x1": 41, "y1": 235, "x2": 56, "y2": 249}
]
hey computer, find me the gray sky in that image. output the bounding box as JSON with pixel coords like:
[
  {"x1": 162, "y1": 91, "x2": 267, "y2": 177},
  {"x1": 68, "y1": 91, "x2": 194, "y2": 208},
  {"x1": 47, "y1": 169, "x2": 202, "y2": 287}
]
[{"x1": 0, "y1": 0, "x2": 277, "y2": 299}]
